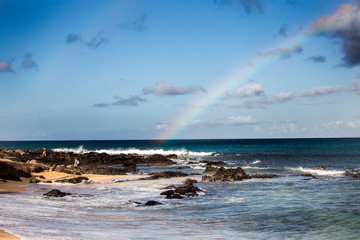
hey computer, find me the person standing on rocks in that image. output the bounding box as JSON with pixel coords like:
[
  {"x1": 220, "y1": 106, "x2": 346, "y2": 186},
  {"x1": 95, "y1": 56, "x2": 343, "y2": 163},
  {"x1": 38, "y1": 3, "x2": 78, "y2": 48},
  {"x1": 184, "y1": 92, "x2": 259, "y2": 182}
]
[
  {"x1": 74, "y1": 159, "x2": 79, "y2": 167},
  {"x1": 41, "y1": 147, "x2": 47, "y2": 157}
]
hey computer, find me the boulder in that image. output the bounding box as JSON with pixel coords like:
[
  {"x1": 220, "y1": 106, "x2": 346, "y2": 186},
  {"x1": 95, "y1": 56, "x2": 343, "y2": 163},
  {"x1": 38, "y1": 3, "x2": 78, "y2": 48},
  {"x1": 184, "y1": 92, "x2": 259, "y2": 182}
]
[
  {"x1": 160, "y1": 182, "x2": 203, "y2": 199},
  {"x1": 202, "y1": 167, "x2": 250, "y2": 182},
  {"x1": 145, "y1": 171, "x2": 188, "y2": 180},
  {"x1": 182, "y1": 178, "x2": 198, "y2": 185},
  {"x1": 204, "y1": 166, "x2": 219, "y2": 174},
  {"x1": 55, "y1": 177, "x2": 90, "y2": 184},
  {"x1": 145, "y1": 154, "x2": 176, "y2": 166},
  {"x1": 43, "y1": 189, "x2": 71, "y2": 197},
  {"x1": 30, "y1": 178, "x2": 40, "y2": 183},
  {"x1": 160, "y1": 190, "x2": 175, "y2": 197},
  {"x1": 144, "y1": 200, "x2": 163, "y2": 206},
  {"x1": 166, "y1": 194, "x2": 183, "y2": 199},
  {"x1": 0, "y1": 161, "x2": 32, "y2": 181}
]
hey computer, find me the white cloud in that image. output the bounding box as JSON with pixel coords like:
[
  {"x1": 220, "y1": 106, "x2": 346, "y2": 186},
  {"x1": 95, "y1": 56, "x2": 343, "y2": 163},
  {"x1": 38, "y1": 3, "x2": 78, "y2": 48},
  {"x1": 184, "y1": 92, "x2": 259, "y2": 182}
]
[
  {"x1": 320, "y1": 121, "x2": 359, "y2": 130},
  {"x1": 225, "y1": 81, "x2": 264, "y2": 99},
  {"x1": 155, "y1": 123, "x2": 169, "y2": 131},
  {"x1": 194, "y1": 115, "x2": 261, "y2": 127},
  {"x1": 300, "y1": 85, "x2": 342, "y2": 97},
  {"x1": 273, "y1": 91, "x2": 294, "y2": 101},
  {"x1": 93, "y1": 95, "x2": 146, "y2": 107},
  {"x1": 300, "y1": 80, "x2": 360, "y2": 97},
  {"x1": 254, "y1": 121, "x2": 304, "y2": 135},
  {"x1": 143, "y1": 80, "x2": 205, "y2": 96}
]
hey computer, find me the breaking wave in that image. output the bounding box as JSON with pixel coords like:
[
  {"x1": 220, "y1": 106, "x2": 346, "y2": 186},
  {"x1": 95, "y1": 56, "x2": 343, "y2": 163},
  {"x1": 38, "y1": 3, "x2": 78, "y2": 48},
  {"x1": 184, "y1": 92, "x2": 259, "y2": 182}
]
[
  {"x1": 290, "y1": 167, "x2": 345, "y2": 176},
  {"x1": 52, "y1": 146, "x2": 214, "y2": 157}
]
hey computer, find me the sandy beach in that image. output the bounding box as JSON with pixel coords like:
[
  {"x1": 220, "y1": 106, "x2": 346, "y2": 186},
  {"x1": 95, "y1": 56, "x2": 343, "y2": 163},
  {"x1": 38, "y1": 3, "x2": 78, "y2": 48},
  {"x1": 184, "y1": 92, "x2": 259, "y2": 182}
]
[
  {"x1": 0, "y1": 229, "x2": 21, "y2": 240},
  {"x1": 0, "y1": 157, "x2": 139, "y2": 240}
]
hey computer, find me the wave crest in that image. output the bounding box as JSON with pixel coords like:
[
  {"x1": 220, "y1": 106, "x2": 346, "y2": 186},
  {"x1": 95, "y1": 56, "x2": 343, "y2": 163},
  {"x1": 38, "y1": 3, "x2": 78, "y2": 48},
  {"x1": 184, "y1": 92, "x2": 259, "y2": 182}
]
[
  {"x1": 52, "y1": 146, "x2": 214, "y2": 157},
  {"x1": 290, "y1": 167, "x2": 345, "y2": 176}
]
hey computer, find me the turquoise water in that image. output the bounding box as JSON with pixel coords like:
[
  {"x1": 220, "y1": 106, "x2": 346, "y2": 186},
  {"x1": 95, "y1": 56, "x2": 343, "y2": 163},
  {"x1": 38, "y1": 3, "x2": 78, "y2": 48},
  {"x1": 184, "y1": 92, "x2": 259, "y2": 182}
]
[{"x1": 0, "y1": 138, "x2": 359, "y2": 239}]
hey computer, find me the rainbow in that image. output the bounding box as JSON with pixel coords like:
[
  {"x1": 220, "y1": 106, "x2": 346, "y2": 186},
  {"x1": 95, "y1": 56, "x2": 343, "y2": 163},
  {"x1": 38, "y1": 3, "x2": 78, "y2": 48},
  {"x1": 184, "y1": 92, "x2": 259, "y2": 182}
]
[
  {"x1": 156, "y1": 39, "x2": 295, "y2": 140},
  {"x1": 156, "y1": 2, "x2": 358, "y2": 140}
]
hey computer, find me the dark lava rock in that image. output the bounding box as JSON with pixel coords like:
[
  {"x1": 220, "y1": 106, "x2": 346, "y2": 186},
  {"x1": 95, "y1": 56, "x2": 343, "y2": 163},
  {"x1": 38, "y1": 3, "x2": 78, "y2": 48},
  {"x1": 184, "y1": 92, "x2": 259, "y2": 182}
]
[
  {"x1": 166, "y1": 154, "x2": 178, "y2": 159},
  {"x1": 122, "y1": 163, "x2": 139, "y2": 173},
  {"x1": 55, "y1": 177, "x2": 90, "y2": 184},
  {"x1": 145, "y1": 171, "x2": 188, "y2": 180},
  {"x1": 145, "y1": 154, "x2": 176, "y2": 166},
  {"x1": 182, "y1": 178, "x2": 198, "y2": 185},
  {"x1": 166, "y1": 193, "x2": 183, "y2": 199},
  {"x1": 204, "y1": 166, "x2": 219, "y2": 174},
  {"x1": 161, "y1": 185, "x2": 177, "y2": 189},
  {"x1": 43, "y1": 189, "x2": 71, "y2": 197},
  {"x1": 32, "y1": 165, "x2": 46, "y2": 173},
  {"x1": 301, "y1": 173, "x2": 313, "y2": 177},
  {"x1": 202, "y1": 167, "x2": 250, "y2": 182},
  {"x1": 144, "y1": 200, "x2": 163, "y2": 206},
  {"x1": 30, "y1": 178, "x2": 40, "y2": 183},
  {"x1": 160, "y1": 190, "x2": 175, "y2": 196},
  {"x1": 0, "y1": 161, "x2": 32, "y2": 181},
  {"x1": 174, "y1": 185, "x2": 201, "y2": 195},
  {"x1": 41, "y1": 180, "x2": 53, "y2": 183},
  {"x1": 251, "y1": 174, "x2": 278, "y2": 178},
  {"x1": 161, "y1": 182, "x2": 203, "y2": 199}
]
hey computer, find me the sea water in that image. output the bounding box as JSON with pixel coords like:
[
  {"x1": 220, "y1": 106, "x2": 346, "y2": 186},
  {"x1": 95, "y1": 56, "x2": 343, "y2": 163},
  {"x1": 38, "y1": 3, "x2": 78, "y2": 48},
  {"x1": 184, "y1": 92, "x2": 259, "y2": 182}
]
[{"x1": 0, "y1": 138, "x2": 360, "y2": 239}]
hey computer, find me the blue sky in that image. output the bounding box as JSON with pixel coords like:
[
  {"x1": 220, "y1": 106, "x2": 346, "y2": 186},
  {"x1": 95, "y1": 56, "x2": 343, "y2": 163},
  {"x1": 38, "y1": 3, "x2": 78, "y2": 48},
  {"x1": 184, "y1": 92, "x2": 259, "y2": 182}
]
[{"x1": 1, "y1": 0, "x2": 360, "y2": 140}]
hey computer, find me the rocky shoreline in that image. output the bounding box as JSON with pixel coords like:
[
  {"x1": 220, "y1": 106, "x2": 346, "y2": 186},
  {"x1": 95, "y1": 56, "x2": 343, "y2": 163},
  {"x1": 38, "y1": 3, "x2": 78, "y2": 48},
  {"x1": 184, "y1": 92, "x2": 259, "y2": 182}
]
[{"x1": 0, "y1": 148, "x2": 279, "y2": 185}]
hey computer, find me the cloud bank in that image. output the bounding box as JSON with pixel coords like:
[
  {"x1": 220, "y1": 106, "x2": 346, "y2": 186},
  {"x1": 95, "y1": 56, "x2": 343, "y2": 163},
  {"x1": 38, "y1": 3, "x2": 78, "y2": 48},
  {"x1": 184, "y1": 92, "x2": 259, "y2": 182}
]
[
  {"x1": 194, "y1": 115, "x2": 262, "y2": 127},
  {"x1": 143, "y1": 80, "x2": 205, "y2": 96},
  {"x1": 261, "y1": 43, "x2": 303, "y2": 58},
  {"x1": 93, "y1": 95, "x2": 146, "y2": 108},
  {"x1": 225, "y1": 81, "x2": 264, "y2": 99},
  {"x1": 310, "y1": 2, "x2": 360, "y2": 67}
]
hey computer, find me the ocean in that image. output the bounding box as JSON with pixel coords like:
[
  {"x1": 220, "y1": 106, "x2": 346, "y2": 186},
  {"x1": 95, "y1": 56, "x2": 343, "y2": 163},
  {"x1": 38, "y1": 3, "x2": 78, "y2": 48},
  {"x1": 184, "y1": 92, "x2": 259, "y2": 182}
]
[{"x1": 1, "y1": 138, "x2": 359, "y2": 239}]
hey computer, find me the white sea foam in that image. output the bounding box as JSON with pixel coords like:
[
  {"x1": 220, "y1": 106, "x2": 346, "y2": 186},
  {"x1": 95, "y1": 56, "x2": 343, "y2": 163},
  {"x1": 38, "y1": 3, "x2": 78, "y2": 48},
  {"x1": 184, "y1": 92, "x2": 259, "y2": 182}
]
[
  {"x1": 290, "y1": 167, "x2": 345, "y2": 176},
  {"x1": 250, "y1": 160, "x2": 261, "y2": 164},
  {"x1": 52, "y1": 146, "x2": 214, "y2": 157}
]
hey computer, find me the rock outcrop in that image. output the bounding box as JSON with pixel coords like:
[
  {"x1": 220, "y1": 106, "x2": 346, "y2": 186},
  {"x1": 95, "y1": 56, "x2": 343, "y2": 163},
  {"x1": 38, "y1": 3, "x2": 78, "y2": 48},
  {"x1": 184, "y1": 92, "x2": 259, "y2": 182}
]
[
  {"x1": 55, "y1": 177, "x2": 90, "y2": 184},
  {"x1": 43, "y1": 189, "x2": 71, "y2": 197},
  {"x1": 144, "y1": 171, "x2": 188, "y2": 180},
  {"x1": 202, "y1": 167, "x2": 250, "y2": 182}
]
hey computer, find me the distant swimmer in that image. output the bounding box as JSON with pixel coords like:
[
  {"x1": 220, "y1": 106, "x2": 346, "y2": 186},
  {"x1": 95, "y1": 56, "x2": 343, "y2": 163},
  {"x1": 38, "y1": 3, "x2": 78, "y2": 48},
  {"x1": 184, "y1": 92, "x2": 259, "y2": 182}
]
[
  {"x1": 42, "y1": 147, "x2": 47, "y2": 157},
  {"x1": 74, "y1": 159, "x2": 79, "y2": 167}
]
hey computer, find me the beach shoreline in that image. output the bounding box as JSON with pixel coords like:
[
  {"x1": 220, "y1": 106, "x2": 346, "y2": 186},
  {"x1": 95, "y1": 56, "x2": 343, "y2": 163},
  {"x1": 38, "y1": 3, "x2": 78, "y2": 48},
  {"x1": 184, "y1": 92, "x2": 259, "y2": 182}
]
[{"x1": 0, "y1": 229, "x2": 21, "y2": 240}]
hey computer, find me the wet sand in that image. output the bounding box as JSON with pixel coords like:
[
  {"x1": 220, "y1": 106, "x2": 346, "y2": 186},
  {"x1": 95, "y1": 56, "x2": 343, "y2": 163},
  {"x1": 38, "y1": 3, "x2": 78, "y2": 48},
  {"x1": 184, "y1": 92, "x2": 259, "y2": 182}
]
[{"x1": 0, "y1": 229, "x2": 21, "y2": 240}]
